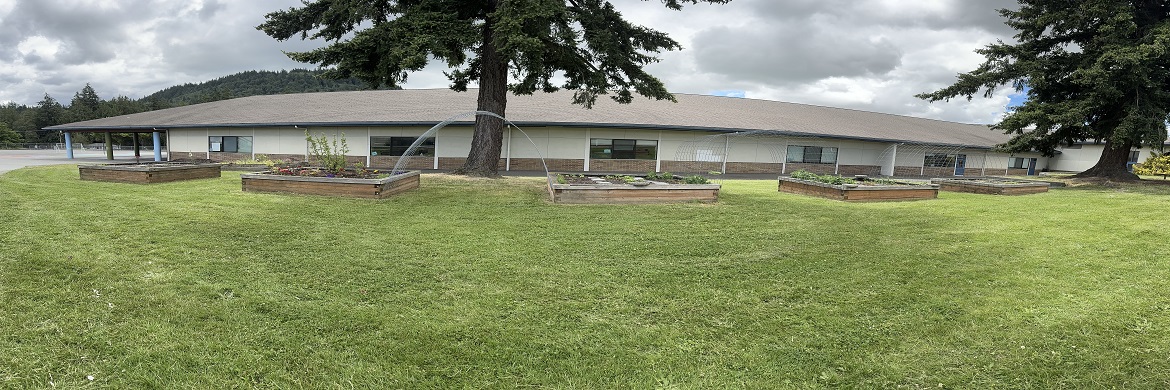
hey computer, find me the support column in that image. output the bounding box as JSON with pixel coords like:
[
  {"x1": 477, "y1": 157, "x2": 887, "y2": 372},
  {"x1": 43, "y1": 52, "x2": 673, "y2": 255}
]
[
  {"x1": 64, "y1": 132, "x2": 74, "y2": 159},
  {"x1": 133, "y1": 133, "x2": 141, "y2": 158},
  {"x1": 152, "y1": 131, "x2": 162, "y2": 161},
  {"x1": 104, "y1": 132, "x2": 114, "y2": 160}
]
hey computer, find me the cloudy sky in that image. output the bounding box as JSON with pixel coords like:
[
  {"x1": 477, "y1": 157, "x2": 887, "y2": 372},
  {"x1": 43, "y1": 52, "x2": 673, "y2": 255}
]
[{"x1": 0, "y1": 0, "x2": 1021, "y2": 124}]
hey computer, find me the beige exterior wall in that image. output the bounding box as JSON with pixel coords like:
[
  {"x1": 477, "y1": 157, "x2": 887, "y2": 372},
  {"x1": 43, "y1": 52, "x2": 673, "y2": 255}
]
[
  {"x1": 160, "y1": 126, "x2": 1087, "y2": 175},
  {"x1": 505, "y1": 126, "x2": 587, "y2": 160}
]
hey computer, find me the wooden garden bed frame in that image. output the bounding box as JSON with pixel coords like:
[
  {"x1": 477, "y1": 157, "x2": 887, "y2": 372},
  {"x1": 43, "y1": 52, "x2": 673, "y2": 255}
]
[
  {"x1": 241, "y1": 170, "x2": 421, "y2": 199},
  {"x1": 778, "y1": 176, "x2": 939, "y2": 202},
  {"x1": 547, "y1": 173, "x2": 720, "y2": 204},
  {"x1": 930, "y1": 177, "x2": 1050, "y2": 195},
  {"x1": 79, "y1": 162, "x2": 222, "y2": 184}
]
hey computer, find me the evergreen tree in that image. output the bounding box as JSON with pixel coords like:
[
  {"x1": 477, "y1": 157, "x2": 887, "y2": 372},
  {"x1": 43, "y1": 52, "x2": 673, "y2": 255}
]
[
  {"x1": 257, "y1": 0, "x2": 729, "y2": 176},
  {"x1": 0, "y1": 122, "x2": 22, "y2": 145},
  {"x1": 68, "y1": 83, "x2": 103, "y2": 123},
  {"x1": 100, "y1": 95, "x2": 146, "y2": 117},
  {"x1": 34, "y1": 94, "x2": 65, "y2": 143},
  {"x1": 918, "y1": 0, "x2": 1170, "y2": 180}
]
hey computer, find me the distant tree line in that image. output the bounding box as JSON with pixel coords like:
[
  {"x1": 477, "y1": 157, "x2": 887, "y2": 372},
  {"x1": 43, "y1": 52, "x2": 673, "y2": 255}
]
[{"x1": 0, "y1": 69, "x2": 393, "y2": 146}]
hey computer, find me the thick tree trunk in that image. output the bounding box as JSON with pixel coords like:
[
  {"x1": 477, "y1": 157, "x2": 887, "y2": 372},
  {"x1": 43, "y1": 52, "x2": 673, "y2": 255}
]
[
  {"x1": 453, "y1": 13, "x2": 508, "y2": 178},
  {"x1": 1072, "y1": 141, "x2": 1139, "y2": 181}
]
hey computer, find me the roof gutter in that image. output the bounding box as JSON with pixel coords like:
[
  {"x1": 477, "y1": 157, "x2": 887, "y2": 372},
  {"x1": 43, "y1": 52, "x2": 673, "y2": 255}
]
[{"x1": 47, "y1": 120, "x2": 1001, "y2": 150}]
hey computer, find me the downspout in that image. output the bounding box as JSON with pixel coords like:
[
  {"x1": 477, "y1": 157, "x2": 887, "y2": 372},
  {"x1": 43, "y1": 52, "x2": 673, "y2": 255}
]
[
  {"x1": 584, "y1": 128, "x2": 591, "y2": 172},
  {"x1": 721, "y1": 134, "x2": 729, "y2": 174},
  {"x1": 834, "y1": 144, "x2": 840, "y2": 175},
  {"x1": 655, "y1": 130, "x2": 662, "y2": 172},
  {"x1": 294, "y1": 126, "x2": 307, "y2": 162},
  {"x1": 781, "y1": 140, "x2": 790, "y2": 174}
]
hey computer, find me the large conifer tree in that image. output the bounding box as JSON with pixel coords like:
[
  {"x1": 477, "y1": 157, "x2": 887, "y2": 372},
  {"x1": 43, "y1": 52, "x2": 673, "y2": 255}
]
[
  {"x1": 258, "y1": 0, "x2": 728, "y2": 176},
  {"x1": 919, "y1": 0, "x2": 1170, "y2": 180}
]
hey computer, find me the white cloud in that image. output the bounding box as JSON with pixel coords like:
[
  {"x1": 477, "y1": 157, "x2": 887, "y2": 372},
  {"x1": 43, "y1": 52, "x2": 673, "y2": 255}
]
[{"x1": 0, "y1": 0, "x2": 1020, "y2": 126}]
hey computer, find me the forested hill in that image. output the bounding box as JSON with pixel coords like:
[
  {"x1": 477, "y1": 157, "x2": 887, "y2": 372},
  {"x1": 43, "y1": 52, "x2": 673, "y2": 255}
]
[
  {"x1": 1, "y1": 69, "x2": 401, "y2": 144},
  {"x1": 143, "y1": 69, "x2": 396, "y2": 105}
]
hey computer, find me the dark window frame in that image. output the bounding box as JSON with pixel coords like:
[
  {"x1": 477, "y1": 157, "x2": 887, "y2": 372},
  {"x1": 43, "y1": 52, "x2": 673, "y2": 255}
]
[
  {"x1": 589, "y1": 138, "x2": 657, "y2": 160},
  {"x1": 786, "y1": 145, "x2": 838, "y2": 164},
  {"x1": 923, "y1": 153, "x2": 957, "y2": 168},
  {"x1": 370, "y1": 136, "x2": 436, "y2": 157},
  {"x1": 209, "y1": 136, "x2": 252, "y2": 153}
]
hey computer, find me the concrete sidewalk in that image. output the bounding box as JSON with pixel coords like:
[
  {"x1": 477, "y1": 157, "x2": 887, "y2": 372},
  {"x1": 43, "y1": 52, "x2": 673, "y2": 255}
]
[{"x1": 0, "y1": 149, "x2": 168, "y2": 175}]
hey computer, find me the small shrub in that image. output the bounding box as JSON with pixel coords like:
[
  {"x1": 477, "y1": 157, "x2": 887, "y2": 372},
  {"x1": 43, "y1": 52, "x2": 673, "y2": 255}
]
[
  {"x1": 683, "y1": 175, "x2": 709, "y2": 184},
  {"x1": 556, "y1": 174, "x2": 567, "y2": 184},
  {"x1": 790, "y1": 170, "x2": 855, "y2": 185},
  {"x1": 1134, "y1": 152, "x2": 1170, "y2": 179},
  {"x1": 645, "y1": 171, "x2": 674, "y2": 181},
  {"x1": 305, "y1": 130, "x2": 351, "y2": 173}
]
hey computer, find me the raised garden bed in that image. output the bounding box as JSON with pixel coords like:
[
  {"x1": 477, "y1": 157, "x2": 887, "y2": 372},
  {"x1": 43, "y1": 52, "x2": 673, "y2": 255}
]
[
  {"x1": 241, "y1": 170, "x2": 420, "y2": 199},
  {"x1": 930, "y1": 177, "x2": 1050, "y2": 195},
  {"x1": 547, "y1": 173, "x2": 720, "y2": 204},
  {"x1": 778, "y1": 176, "x2": 939, "y2": 202},
  {"x1": 79, "y1": 162, "x2": 222, "y2": 184}
]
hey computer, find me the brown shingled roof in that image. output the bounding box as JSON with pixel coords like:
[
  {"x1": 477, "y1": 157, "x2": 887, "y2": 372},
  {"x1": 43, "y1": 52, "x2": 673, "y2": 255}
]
[{"x1": 47, "y1": 88, "x2": 1008, "y2": 148}]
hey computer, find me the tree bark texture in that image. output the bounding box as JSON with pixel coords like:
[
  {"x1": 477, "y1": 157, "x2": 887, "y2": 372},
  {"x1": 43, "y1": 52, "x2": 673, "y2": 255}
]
[
  {"x1": 1073, "y1": 142, "x2": 1139, "y2": 181},
  {"x1": 454, "y1": 13, "x2": 508, "y2": 177}
]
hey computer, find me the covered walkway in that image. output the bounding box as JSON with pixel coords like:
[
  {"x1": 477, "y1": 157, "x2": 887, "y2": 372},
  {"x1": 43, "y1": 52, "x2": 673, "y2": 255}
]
[{"x1": 61, "y1": 129, "x2": 165, "y2": 162}]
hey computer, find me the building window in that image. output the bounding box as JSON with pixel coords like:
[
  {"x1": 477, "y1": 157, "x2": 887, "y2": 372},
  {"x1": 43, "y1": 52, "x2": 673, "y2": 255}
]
[
  {"x1": 786, "y1": 145, "x2": 837, "y2": 164},
  {"x1": 924, "y1": 153, "x2": 957, "y2": 168},
  {"x1": 590, "y1": 138, "x2": 657, "y2": 160},
  {"x1": 1128, "y1": 151, "x2": 1141, "y2": 164},
  {"x1": 370, "y1": 136, "x2": 435, "y2": 157},
  {"x1": 1009, "y1": 157, "x2": 1028, "y2": 169},
  {"x1": 209, "y1": 136, "x2": 252, "y2": 153}
]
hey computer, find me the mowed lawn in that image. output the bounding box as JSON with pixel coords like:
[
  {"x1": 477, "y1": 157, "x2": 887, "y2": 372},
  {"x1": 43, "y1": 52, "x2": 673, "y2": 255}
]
[{"x1": 2, "y1": 165, "x2": 1169, "y2": 389}]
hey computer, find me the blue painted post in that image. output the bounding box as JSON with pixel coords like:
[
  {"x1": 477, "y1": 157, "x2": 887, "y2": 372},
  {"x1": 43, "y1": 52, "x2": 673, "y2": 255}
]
[
  {"x1": 64, "y1": 132, "x2": 74, "y2": 159},
  {"x1": 152, "y1": 131, "x2": 162, "y2": 161}
]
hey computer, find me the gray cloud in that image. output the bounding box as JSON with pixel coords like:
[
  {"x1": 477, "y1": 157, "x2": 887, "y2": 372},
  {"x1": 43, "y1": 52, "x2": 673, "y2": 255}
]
[
  {"x1": 693, "y1": 23, "x2": 903, "y2": 85},
  {"x1": 0, "y1": 0, "x2": 1021, "y2": 126}
]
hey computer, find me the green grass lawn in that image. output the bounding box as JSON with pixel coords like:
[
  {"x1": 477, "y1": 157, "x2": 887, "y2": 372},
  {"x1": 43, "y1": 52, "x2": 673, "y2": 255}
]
[{"x1": 2, "y1": 165, "x2": 1169, "y2": 388}]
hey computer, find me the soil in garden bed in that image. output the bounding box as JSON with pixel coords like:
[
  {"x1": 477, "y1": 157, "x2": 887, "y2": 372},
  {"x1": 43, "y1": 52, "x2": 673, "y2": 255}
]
[
  {"x1": 556, "y1": 173, "x2": 704, "y2": 185},
  {"x1": 261, "y1": 166, "x2": 393, "y2": 179}
]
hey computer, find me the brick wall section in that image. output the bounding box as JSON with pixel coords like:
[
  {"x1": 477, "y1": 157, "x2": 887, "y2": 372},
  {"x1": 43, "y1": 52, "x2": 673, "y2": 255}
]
[
  {"x1": 590, "y1": 159, "x2": 656, "y2": 172},
  {"x1": 437, "y1": 157, "x2": 467, "y2": 170},
  {"x1": 725, "y1": 162, "x2": 783, "y2": 174},
  {"x1": 1006, "y1": 168, "x2": 1030, "y2": 176},
  {"x1": 207, "y1": 152, "x2": 251, "y2": 162},
  {"x1": 508, "y1": 158, "x2": 584, "y2": 171},
  {"x1": 371, "y1": 156, "x2": 434, "y2": 170},
  {"x1": 172, "y1": 152, "x2": 207, "y2": 160},
  {"x1": 263, "y1": 154, "x2": 308, "y2": 164},
  {"x1": 660, "y1": 160, "x2": 725, "y2": 173},
  {"x1": 894, "y1": 166, "x2": 924, "y2": 176}
]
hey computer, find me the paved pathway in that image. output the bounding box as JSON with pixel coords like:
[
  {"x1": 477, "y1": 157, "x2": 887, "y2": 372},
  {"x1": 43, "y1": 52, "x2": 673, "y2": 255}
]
[{"x1": 0, "y1": 149, "x2": 168, "y2": 175}]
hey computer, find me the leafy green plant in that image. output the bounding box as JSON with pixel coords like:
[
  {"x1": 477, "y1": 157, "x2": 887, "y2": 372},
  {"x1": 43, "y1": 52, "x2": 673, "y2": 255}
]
[
  {"x1": 305, "y1": 130, "x2": 351, "y2": 173},
  {"x1": 644, "y1": 171, "x2": 675, "y2": 181},
  {"x1": 683, "y1": 175, "x2": 709, "y2": 184},
  {"x1": 789, "y1": 169, "x2": 855, "y2": 185},
  {"x1": 1134, "y1": 152, "x2": 1170, "y2": 179},
  {"x1": 231, "y1": 154, "x2": 285, "y2": 168},
  {"x1": 556, "y1": 174, "x2": 568, "y2": 184}
]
